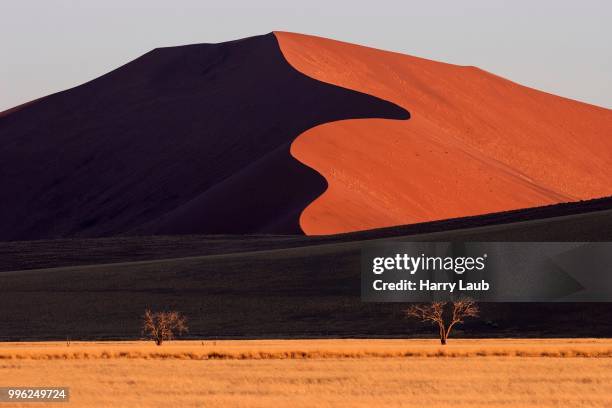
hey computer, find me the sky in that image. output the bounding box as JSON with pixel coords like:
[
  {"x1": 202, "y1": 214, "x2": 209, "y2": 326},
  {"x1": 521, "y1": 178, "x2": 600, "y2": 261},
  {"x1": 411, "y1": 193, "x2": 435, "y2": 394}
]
[{"x1": 1, "y1": 0, "x2": 610, "y2": 111}]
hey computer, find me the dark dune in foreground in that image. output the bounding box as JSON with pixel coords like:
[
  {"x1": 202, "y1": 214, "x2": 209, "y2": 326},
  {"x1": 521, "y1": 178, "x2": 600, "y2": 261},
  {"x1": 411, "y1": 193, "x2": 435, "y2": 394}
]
[
  {"x1": 0, "y1": 33, "x2": 406, "y2": 240},
  {"x1": 2, "y1": 196, "x2": 612, "y2": 272},
  {"x1": 1, "y1": 197, "x2": 612, "y2": 340}
]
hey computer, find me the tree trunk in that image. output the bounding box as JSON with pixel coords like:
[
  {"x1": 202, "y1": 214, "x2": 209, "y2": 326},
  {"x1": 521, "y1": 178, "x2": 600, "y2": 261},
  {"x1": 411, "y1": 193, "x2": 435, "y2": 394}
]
[
  {"x1": 445, "y1": 323, "x2": 455, "y2": 344},
  {"x1": 438, "y1": 323, "x2": 447, "y2": 345}
]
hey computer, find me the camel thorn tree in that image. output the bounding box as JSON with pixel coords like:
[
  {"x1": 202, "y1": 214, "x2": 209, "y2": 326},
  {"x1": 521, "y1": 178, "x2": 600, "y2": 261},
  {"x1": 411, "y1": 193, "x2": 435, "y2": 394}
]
[
  {"x1": 142, "y1": 309, "x2": 188, "y2": 346},
  {"x1": 404, "y1": 299, "x2": 479, "y2": 345}
]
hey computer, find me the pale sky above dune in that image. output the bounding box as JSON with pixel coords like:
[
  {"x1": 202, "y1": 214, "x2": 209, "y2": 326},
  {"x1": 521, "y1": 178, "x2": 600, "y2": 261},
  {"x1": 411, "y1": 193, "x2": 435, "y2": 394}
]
[{"x1": 0, "y1": 0, "x2": 610, "y2": 111}]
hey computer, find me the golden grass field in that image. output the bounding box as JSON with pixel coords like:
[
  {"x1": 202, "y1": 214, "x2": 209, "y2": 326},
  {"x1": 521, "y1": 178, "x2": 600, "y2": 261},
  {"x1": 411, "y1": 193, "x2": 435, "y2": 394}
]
[{"x1": 1, "y1": 339, "x2": 611, "y2": 407}]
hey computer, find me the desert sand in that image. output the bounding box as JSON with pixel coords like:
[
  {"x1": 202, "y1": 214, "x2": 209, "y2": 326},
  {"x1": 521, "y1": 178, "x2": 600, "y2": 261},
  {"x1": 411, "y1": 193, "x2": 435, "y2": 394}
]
[
  {"x1": 277, "y1": 32, "x2": 612, "y2": 235},
  {"x1": 1, "y1": 339, "x2": 611, "y2": 407}
]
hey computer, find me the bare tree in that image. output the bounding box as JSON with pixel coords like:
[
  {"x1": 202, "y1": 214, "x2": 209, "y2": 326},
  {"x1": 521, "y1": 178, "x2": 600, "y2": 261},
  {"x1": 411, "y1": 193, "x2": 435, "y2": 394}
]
[
  {"x1": 142, "y1": 309, "x2": 188, "y2": 346},
  {"x1": 404, "y1": 299, "x2": 479, "y2": 345}
]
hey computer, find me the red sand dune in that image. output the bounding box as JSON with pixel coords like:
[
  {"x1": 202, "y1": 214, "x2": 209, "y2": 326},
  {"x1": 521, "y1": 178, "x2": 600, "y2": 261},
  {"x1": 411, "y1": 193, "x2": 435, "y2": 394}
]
[
  {"x1": 2, "y1": 32, "x2": 612, "y2": 239},
  {"x1": 276, "y1": 32, "x2": 612, "y2": 235}
]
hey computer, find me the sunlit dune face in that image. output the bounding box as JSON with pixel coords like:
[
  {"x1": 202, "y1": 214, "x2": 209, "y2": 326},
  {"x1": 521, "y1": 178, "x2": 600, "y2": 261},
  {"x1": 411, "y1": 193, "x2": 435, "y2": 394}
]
[{"x1": 275, "y1": 31, "x2": 612, "y2": 235}]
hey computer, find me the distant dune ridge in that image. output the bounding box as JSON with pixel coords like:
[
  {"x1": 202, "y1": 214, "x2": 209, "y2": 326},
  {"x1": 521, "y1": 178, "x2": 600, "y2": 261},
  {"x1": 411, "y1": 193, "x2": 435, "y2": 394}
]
[{"x1": 1, "y1": 32, "x2": 611, "y2": 239}]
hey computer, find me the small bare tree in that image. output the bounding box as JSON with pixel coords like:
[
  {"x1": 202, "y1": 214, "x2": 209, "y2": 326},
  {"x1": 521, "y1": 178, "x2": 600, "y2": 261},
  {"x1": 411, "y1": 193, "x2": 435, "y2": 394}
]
[
  {"x1": 404, "y1": 299, "x2": 479, "y2": 345},
  {"x1": 142, "y1": 309, "x2": 188, "y2": 346}
]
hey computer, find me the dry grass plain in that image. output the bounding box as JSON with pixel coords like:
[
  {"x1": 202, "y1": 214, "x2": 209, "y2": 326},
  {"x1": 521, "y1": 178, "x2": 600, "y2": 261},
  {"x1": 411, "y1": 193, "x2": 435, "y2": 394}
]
[{"x1": 1, "y1": 339, "x2": 611, "y2": 407}]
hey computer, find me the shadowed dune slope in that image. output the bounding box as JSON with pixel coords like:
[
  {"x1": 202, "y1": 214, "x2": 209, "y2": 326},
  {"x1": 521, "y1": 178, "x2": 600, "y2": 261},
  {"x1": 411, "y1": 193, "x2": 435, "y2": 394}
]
[
  {"x1": 276, "y1": 32, "x2": 612, "y2": 235},
  {"x1": 2, "y1": 197, "x2": 612, "y2": 340},
  {"x1": 0, "y1": 34, "x2": 407, "y2": 240}
]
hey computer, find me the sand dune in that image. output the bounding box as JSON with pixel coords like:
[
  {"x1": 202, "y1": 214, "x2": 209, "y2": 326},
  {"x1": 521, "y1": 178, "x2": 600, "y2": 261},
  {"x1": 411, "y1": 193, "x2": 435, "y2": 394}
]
[
  {"x1": 0, "y1": 33, "x2": 404, "y2": 240},
  {"x1": 1, "y1": 32, "x2": 611, "y2": 238},
  {"x1": 276, "y1": 32, "x2": 612, "y2": 234},
  {"x1": 3, "y1": 200, "x2": 612, "y2": 341}
]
